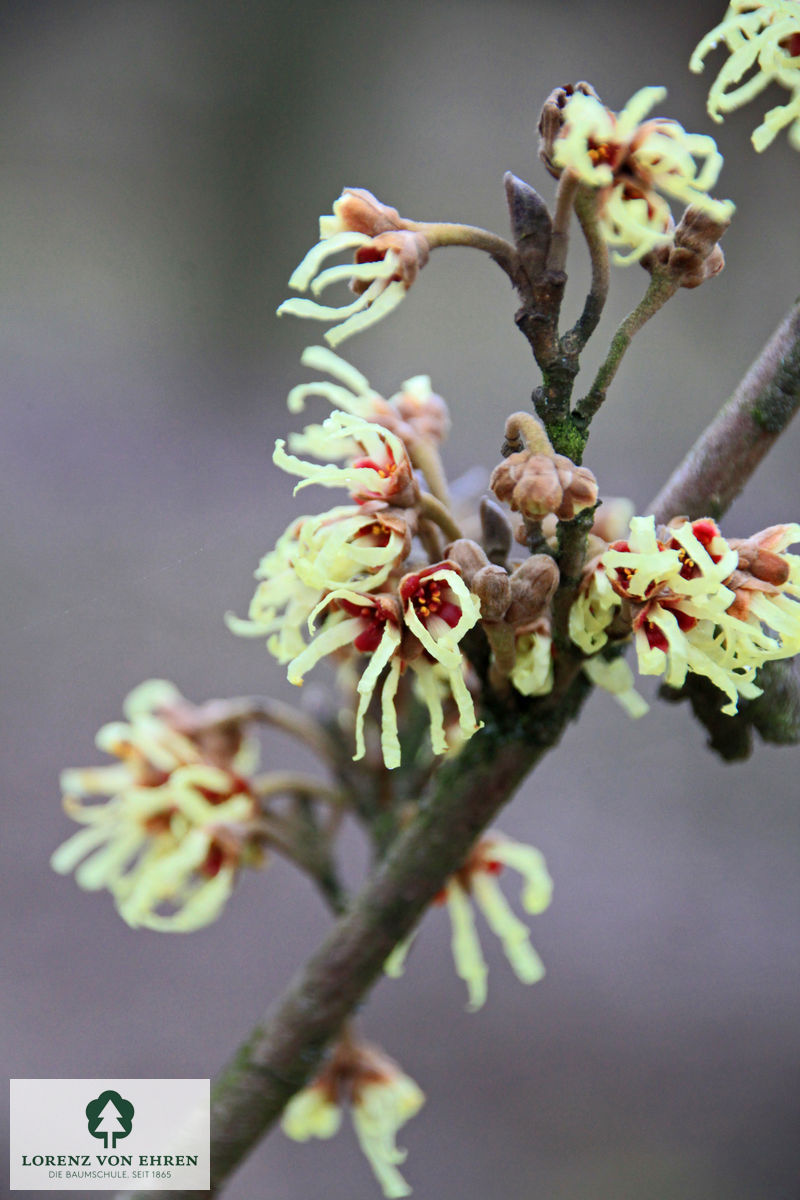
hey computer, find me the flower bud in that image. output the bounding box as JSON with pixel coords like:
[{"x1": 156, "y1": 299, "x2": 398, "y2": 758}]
[
  {"x1": 503, "y1": 172, "x2": 552, "y2": 280},
  {"x1": 505, "y1": 555, "x2": 560, "y2": 630},
  {"x1": 640, "y1": 204, "x2": 730, "y2": 288},
  {"x1": 321, "y1": 187, "x2": 403, "y2": 239},
  {"x1": 589, "y1": 496, "x2": 635, "y2": 544},
  {"x1": 443, "y1": 537, "x2": 490, "y2": 583},
  {"x1": 472, "y1": 564, "x2": 512, "y2": 622},
  {"x1": 491, "y1": 450, "x2": 598, "y2": 522},
  {"x1": 390, "y1": 376, "x2": 450, "y2": 444}
]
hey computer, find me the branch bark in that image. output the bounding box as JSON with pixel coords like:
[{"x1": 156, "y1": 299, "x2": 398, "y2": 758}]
[
  {"x1": 123, "y1": 678, "x2": 590, "y2": 1200},
  {"x1": 123, "y1": 297, "x2": 800, "y2": 1200},
  {"x1": 649, "y1": 299, "x2": 800, "y2": 522}
]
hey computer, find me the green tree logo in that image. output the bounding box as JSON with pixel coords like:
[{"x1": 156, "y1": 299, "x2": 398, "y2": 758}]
[{"x1": 85, "y1": 1089, "x2": 135, "y2": 1149}]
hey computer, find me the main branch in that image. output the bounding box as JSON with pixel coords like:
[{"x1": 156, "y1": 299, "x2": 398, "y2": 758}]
[
  {"x1": 123, "y1": 299, "x2": 800, "y2": 1200},
  {"x1": 124, "y1": 677, "x2": 590, "y2": 1200},
  {"x1": 650, "y1": 299, "x2": 800, "y2": 522}
]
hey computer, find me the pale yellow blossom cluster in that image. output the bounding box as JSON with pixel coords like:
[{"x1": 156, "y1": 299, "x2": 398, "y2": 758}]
[
  {"x1": 228, "y1": 355, "x2": 482, "y2": 769},
  {"x1": 282, "y1": 1039, "x2": 425, "y2": 1199},
  {"x1": 691, "y1": 0, "x2": 800, "y2": 150},
  {"x1": 570, "y1": 515, "x2": 800, "y2": 715},
  {"x1": 551, "y1": 86, "x2": 734, "y2": 263},
  {"x1": 386, "y1": 832, "x2": 553, "y2": 1011},
  {"x1": 278, "y1": 189, "x2": 430, "y2": 346},
  {"x1": 50, "y1": 681, "x2": 265, "y2": 931}
]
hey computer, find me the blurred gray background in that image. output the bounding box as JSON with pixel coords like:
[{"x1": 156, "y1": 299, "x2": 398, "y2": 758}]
[{"x1": 2, "y1": 1, "x2": 799, "y2": 1197}]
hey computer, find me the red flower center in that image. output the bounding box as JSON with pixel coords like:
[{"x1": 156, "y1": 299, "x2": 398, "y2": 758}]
[
  {"x1": 639, "y1": 605, "x2": 697, "y2": 650},
  {"x1": 355, "y1": 245, "x2": 388, "y2": 266},
  {"x1": 340, "y1": 597, "x2": 398, "y2": 652},
  {"x1": 355, "y1": 521, "x2": 392, "y2": 548},
  {"x1": 200, "y1": 842, "x2": 225, "y2": 878},
  {"x1": 588, "y1": 140, "x2": 614, "y2": 165},
  {"x1": 410, "y1": 579, "x2": 461, "y2": 627}
]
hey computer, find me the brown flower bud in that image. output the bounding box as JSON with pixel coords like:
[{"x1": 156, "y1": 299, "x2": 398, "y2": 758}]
[
  {"x1": 505, "y1": 555, "x2": 560, "y2": 630},
  {"x1": 491, "y1": 451, "x2": 561, "y2": 515},
  {"x1": 724, "y1": 527, "x2": 795, "y2": 619},
  {"x1": 538, "y1": 81, "x2": 601, "y2": 177},
  {"x1": 589, "y1": 496, "x2": 635, "y2": 543},
  {"x1": 391, "y1": 381, "x2": 450, "y2": 444},
  {"x1": 472, "y1": 564, "x2": 512, "y2": 622},
  {"x1": 491, "y1": 450, "x2": 598, "y2": 521},
  {"x1": 640, "y1": 204, "x2": 730, "y2": 288},
  {"x1": 730, "y1": 544, "x2": 790, "y2": 586},
  {"x1": 552, "y1": 457, "x2": 598, "y2": 519},
  {"x1": 445, "y1": 537, "x2": 491, "y2": 584},
  {"x1": 332, "y1": 188, "x2": 404, "y2": 237}
]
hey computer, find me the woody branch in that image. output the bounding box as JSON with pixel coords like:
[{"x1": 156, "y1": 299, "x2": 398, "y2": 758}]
[{"x1": 123, "y1": 296, "x2": 800, "y2": 1200}]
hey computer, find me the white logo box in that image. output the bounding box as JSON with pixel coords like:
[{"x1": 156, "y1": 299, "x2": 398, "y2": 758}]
[{"x1": 10, "y1": 1079, "x2": 210, "y2": 1191}]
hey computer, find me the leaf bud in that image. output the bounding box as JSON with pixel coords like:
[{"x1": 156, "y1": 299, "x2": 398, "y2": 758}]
[{"x1": 480, "y1": 495, "x2": 514, "y2": 565}]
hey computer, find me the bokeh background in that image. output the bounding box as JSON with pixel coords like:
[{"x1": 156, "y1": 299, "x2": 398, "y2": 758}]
[{"x1": 3, "y1": 1, "x2": 799, "y2": 1197}]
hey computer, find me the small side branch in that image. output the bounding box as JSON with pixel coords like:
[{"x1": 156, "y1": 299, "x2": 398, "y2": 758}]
[
  {"x1": 649, "y1": 299, "x2": 800, "y2": 522},
  {"x1": 417, "y1": 492, "x2": 464, "y2": 543},
  {"x1": 574, "y1": 270, "x2": 679, "y2": 428},
  {"x1": 250, "y1": 697, "x2": 344, "y2": 765},
  {"x1": 546, "y1": 171, "x2": 579, "y2": 278},
  {"x1": 562, "y1": 187, "x2": 610, "y2": 355},
  {"x1": 406, "y1": 219, "x2": 520, "y2": 282}
]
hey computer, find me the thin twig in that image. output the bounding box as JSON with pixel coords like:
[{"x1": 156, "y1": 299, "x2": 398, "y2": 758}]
[
  {"x1": 253, "y1": 771, "x2": 344, "y2": 804},
  {"x1": 417, "y1": 492, "x2": 463, "y2": 542},
  {"x1": 409, "y1": 439, "x2": 451, "y2": 506},
  {"x1": 249, "y1": 697, "x2": 343, "y2": 765},
  {"x1": 574, "y1": 270, "x2": 679, "y2": 428},
  {"x1": 546, "y1": 171, "x2": 579, "y2": 277},
  {"x1": 406, "y1": 219, "x2": 519, "y2": 281},
  {"x1": 562, "y1": 186, "x2": 610, "y2": 355}
]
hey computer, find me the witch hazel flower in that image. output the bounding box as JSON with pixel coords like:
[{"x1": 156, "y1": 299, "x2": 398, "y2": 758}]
[
  {"x1": 397, "y1": 564, "x2": 483, "y2": 751},
  {"x1": 569, "y1": 560, "x2": 623, "y2": 655},
  {"x1": 274, "y1": 411, "x2": 418, "y2": 506},
  {"x1": 387, "y1": 834, "x2": 553, "y2": 1011},
  {"x1": 601, "y1": 515, "x2": 762, "y2": 714},
  {"x1": 277, "y1": 188, "x2": 430, "y2": 347},
  {"x1": 691, "y1": 0, "x2": 800, "y2": 150},
  {"x1": 282, "y1": 1037, "x2": 425, "y2": 1199},
  {"x1": 225, "y1": 515, "x2": 329, "y2": 664},
  {"x1": 509, "y1": 627, "x2": 554, "y2": 697},
  {"x1": 582, "y1": 653, "x2": 649, "y2": 718},
  {"x1": 51, "y1": 682, "x2": 265, "y2": 931},
  {"x1": 294, "y1": 504, "x2": 413, "y2": 591},
  {"x1": 442, "y1": 835, "x2": 552, "y2": 1011},
  {"x1": 549, "y1": 86, "x2": 734, "y2": 263},
  {"x1": 726, "y1": 523, "x2": 800, "y2": 656},
  {"x1": 286, "y1": 563, "x2": 482, "y2": 769},
  {"x1": 286, "y1": 345, "x2": 451, "y2": 459}
]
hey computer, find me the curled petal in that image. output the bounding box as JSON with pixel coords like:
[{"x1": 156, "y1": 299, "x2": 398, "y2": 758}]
[
  {"x1": 445, "y1": 880, "x2": 488, "y2": 1011},
  {"x1": 471, "y1": 872, "x2": 546, "y2": 985}
]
